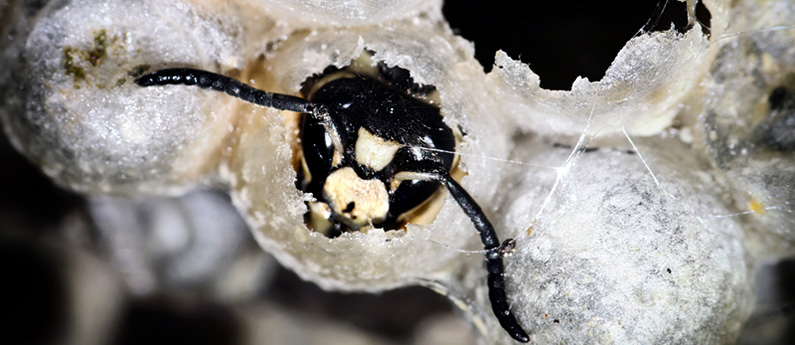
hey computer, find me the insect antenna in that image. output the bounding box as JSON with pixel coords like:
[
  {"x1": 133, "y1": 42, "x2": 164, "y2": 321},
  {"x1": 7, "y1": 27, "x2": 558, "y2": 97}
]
[
  {"x1": 135, "y1": 68, "x2": 316, "y2": 113},
  {"x1": 443, "y1": 177, "x2": 530, "y2": 343},
  {"x1": 138, "y1": 66, "x2": 529, "y2": 342},
  {"x1": 397, "y1": 164, "x2": 530, "y2": 343}
]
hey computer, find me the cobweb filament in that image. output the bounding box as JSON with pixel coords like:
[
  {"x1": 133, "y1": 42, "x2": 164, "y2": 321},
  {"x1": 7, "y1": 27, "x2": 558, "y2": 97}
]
[
  {"x1": 620, "y1": 125, "x2": 675, "y2": 200},
  {"x1": 411, "y1": 144, "x2": 558, "y2": 256},
  {"x1": 412, "y1": 146, "x2": 558, "y2": 170},
  {"x1": 634, "y1": 0, "x2": 672, "y2": 38},
  {"x1": 706, "y1": 205, "x2": 783, "y2": 219},
  {"x1": 426, "y1": 238, "x2": 487, "y2": 255},
  {"x1": 708, "y1": 25, "x2": 795, "y2": 46},
  {"x1": 509, "y1": 94, "x2": 599, "y2": 243}
]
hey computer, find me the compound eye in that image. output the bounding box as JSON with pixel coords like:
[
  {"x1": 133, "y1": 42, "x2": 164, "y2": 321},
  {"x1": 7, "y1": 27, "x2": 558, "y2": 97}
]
[
  {"x1": 299, "y1": 114, "x2": 335, "y2": 193},
  {"x1": 380, "y1": 149, "x2": 456, "y2": 228},
  {"x1": 386, "y1": 179, "x2": 440, "y2": 226}
]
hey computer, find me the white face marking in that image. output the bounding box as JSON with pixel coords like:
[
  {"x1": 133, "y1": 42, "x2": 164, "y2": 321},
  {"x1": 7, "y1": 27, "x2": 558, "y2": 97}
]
[
  {"x1": 332, "y1": 150, "x2": 343, "y2": 167},
  {"x1": 323, "y1": 167, "x2": 390, "y2": 229},
  {"x1": 355, "y1": 127, "x2": 403, "y2": 171},
  {"x1": 394, "y1": 171, "x2": 437, "y2": 182}
]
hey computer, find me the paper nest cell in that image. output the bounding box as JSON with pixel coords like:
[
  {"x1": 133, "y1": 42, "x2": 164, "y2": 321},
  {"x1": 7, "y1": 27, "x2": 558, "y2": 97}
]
[
  {"x1": 471, "y1": 137, "x2": 753, "y2": 344},
  {"x1": 0, "y1": 0, "x2": 249, "y2": 195},
  {"x1": 225, "y1": 23, "x2": 510, "y2": 291},
  {"x1": 244, "y1": 0, "x2": 442, "y2": 27},
  {"x1": 1, "y1": 0, "x2": 793, "y2": 344}
]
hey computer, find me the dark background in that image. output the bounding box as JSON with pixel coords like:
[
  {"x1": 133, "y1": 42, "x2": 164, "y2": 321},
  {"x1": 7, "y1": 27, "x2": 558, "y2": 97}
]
[{"x1": 444, "y1": 0, "x2": 709, "y2": 90}]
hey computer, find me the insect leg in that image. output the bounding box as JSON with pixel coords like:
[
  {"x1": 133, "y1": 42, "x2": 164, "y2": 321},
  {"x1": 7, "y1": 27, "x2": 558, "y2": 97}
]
[
  {"x1": 134, "y1": 68, "x2": 315, "y2": 113},
  {"x1": 395, "y1": 166, "x2": 530, "y2": 343}
]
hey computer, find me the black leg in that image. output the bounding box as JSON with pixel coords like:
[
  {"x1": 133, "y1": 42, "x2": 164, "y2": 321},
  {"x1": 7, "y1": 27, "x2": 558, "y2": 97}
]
[{"x1": 135, "y1": 68, "x2": 315, "y2": 113}]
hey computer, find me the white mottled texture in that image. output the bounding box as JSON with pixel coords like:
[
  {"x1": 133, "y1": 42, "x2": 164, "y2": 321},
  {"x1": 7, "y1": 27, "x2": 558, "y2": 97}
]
[
  {"x1": 486, "y1": 27, "x2": 712, "y2": 139},
  {"x1": 1, "y1": 0, "x2": 793, "y2": 344},
  {"x1": 462, "y1": 137, "x2": 754, "y2": 344},
  {"x1": 0, "y1": 0, "x2": 245, "y2": 195},
  {"x1": 245, "y1": 0, "x2": 441, "y2": 27},
  {"x1": 227, "y1": 21, "x2": 510, "y2": 291},
  {"x1": 696, "y1": 0, "x2": 795, "y2": 256}
]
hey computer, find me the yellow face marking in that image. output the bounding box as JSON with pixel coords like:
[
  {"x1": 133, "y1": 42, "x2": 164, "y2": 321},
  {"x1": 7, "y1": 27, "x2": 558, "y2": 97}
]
[
  {"x1": 332, "y1": 150, "x2": 343, "y2": 167},
  {"x1": 323, "y1": 167, "x2": 390, "y2": 229},
  {"x1": 307, "y1": 201, "x2": 334, "y2": 233},
  {"x1": 355, "y1": 127, "x2": 403, "y2": 171}
]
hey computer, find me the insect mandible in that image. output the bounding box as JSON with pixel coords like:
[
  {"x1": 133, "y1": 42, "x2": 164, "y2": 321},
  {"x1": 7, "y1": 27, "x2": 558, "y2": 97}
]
[{"x1": 135, "y1": 56, "x2": 531, "y2": 343}]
